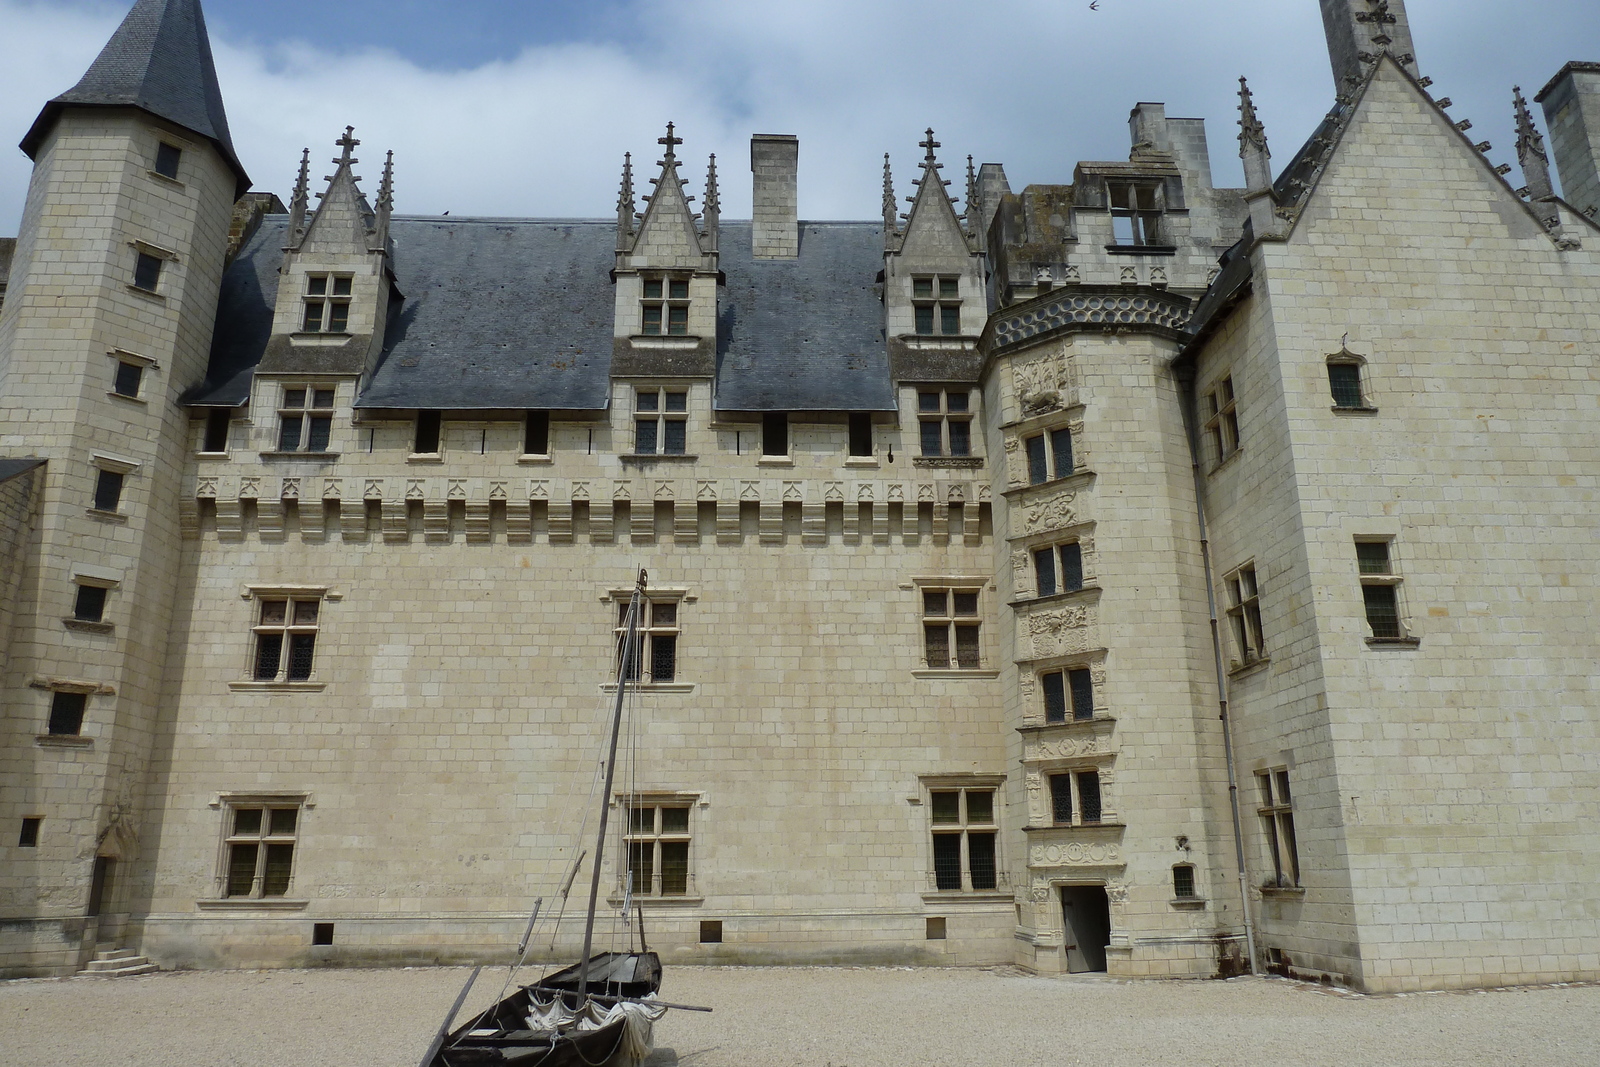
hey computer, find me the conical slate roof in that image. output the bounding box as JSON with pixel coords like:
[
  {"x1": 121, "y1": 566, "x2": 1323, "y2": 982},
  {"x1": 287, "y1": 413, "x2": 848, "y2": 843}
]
[{"x1": 20, "y1": 0, "x2": 249, "y2": 196}]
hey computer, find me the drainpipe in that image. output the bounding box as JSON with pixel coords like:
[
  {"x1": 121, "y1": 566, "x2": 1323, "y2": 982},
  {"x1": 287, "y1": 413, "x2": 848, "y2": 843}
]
[{"x1": 1178, "y1": 362, "x2": 1258, "y2": 974}]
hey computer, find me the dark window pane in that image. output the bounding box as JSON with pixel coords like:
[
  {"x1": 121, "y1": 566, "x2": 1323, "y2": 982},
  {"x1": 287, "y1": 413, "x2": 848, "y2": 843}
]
[
  {"x1": 327, "y1": 302, "x2": 349, "y2": 332},
  {"x1": 414, "y1": 411, "x2": 441, "y2": 453},
  {"x1": 965, "y1": 791, "x2": 994, "y2": 824},
  {"x1": 952, "y1": 592, "x2": 978, "y2": 616},
  {"x1": 660, "y1": 841, "x2": 689, "y2": 895},
  {"x1": 269, "y1": 808, "x2": 298, "y2": 835},
  {"x1": 636, "y1": 391, "x2": 659, "y2": 413},
  {"x1": 1061, "y1": 543, "x2": 1084, "y2": 592},
  {"x1": 1275, "y1": 771, "x2": 1292, "y2": 804},
  {"x1": 1069, "y1": 668, "x2": 1095, "y2": 720},
  {"x1": 763, "y1": 412, "x2": 788, "y2": 456},
  {"x1": 292, "y1": 598, "x2": 319, "y2": 624},
  {"x1": 133, "y1": 253, "x2": 162, "y2": 291},
  {"x1": 307, "y1": 416, "x2": 331, "y2": 452},
  {"x1": 286, "y1": 634, "x2": 316, "y2": 681},
  {"x1": 1043, "y1": 672, "x2": 1066, "y2": 723},
  {"x1": 302, "y1": 302, "x2": 324, "y2": 331},
  {"x1": 955, "y1": 624, "x2": 980, "y2": 669},
  {"x1": 1077, "y1": 772, "x2": 1102, "y2": 823},
  {"x1": 667, "y1": 306, "x2": 688, "y2": 334},
  {"x1": 254, "y1": 633, "x2": 283, "y2": 680},
  {"x1": 661, "y1": 807, "x2": 689, "y2": 834},
  {"x1": 619, "y1": 633, "x2": 641, "y2": 681},
  {"x1": 285, "y1": 388, "x2": 307, "y2": 408},
  {"x1": 314, "y1": 388, "x2": 336, "y2": 408},
  {"x1": 650, "y1": 634, "x2": 676, "y2": 682},
  {"x1": 643, "y1": 279, "x2": 663, "y2": 299},
  {"x1": 155, "y1": 141, "x2": 182, "y2": 178},
  {"x1": 203, "y1": 410, "x2": 230, "y2": 452},
  {"x1": 1034, "y1": 547, "x2": 1057, "y2": 597},
  {"x1": 650, "y1": 601, "x2": 677, "y2": 627},
  {"x1": 259, "y1": 600, "x2": 287, "y2": 626},
  {"x1": 1173, "y1": 865, "x2": 1196, "y2": 898},
  {"x1": 113, "y1": 361, "x2": 143, "y2": 398},
  {"x1": 262, "y1": 844, "x2": 294, "y2": 896},
  {"x1": 665, "y1": 392, "x2": 688, "y2": 413},
  {"x1": 226, "y1": 843, "x2": 258, "y2": 896},
  {"x1": 233, "y1": 808, "x2": 263, "y2": 835},
  {"x1": 48, "y1": 691, "x2": 87, "y2": 735},
  {"x1": 635, "y1": 419, "x2": 658, "y2": 454},
  {"x1": 278, "y1": 415, "x2": 303, "y2": 452},
  {"x1": 1050, "y1": 775, "x2": 1073, "y2": 824},
  {"x1": 932, "y1": 834, "x2": 963, "y2": 891},
  {"x1": 912, "y1": 278, "x2": 933, "y2": 298},
  {"x1": 945, "y1": 393, "x2": 969, "y2": 413},
  {"x1": 948, "y1": 420, "x2": 970, "y2": 457},
  {"x1": 930, "y1": 791, "x2": 961, "y2": 825},
  {"x1": 663, "y1": 419, "x2": 686, "y2": 454},
  {"x1": 920, "y1": 420, "x2": 943, "y2": 457},
  {"x1": 1051, "y1": 429, "x2": 1074, "y2": 478},
  {"x1": 923, "y1": 591, "x2": 948, "y2": 617},
  {"x1": 924, "y1": 624, "x2": 950, "y2": 669},
  {"x1": 668, "y1": 279, "x2": 689, "y2": 300},
  {"x1": 968, "y1": 832, "x2": 997, "y2": 890},
  {"x1": 915, "y1": 306, "x2": 934, "y2": 335},
  {"x1": 93, "y1": 470, "x2": 124, "y2": 512},
  {"x1": 74, "y1": 584, "x2": 107, "y2": 622},
  {"x1": 524, "y1": 411, "x2": 549, "y2": 455},
  {"x1": 629, "y1": 806, "x2": 653, "y2": 833},
  {"x1": 918, "y1": 392, "x2": 942, "y2": 413},
  {"x1": 642, "y1": 306, "x2": 662, "y2": 334},
  {"x1": 1363, "y1": 585, "x2": 1401, "y2": 638},
  {"x1": 1026, "y1": 436, "x2": 1048, "y2": 484},
  {"x1": 332, "y1": 277, "x2": 352, "y2": 297},
  {"x1": 941, "y1": 305, "x2": 960, "y2": 335},
  {"x1": 1356, "y1": 542, "x2": 1391, "y2": 574},
  {"x1": 939, "y1": 278, "x2": 959, "y2": 299},
  {"x1": 19, "y1": 818, "x2": 41, "y2": 848},
  {"x1": 629, "y1": 841, "x2": 652, "y2": 895},
  {"x1": 848, "y1": 412, "x2": 872, "y2": 456},
  {"x1": 307, "y1": 278, "x2": 327, "y2": 297},
  {"x1": 1329, "y1": 363, "x2": 1364, "y2": 408},
  {"x1": 1280, "y1": 814, "x2": 1300, "y2": 884}
]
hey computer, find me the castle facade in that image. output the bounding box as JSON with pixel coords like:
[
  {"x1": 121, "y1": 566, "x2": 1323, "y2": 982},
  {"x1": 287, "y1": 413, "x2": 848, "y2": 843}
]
[{"x1": 3, "y1": 0, "x2": 1599, "y2": 992}]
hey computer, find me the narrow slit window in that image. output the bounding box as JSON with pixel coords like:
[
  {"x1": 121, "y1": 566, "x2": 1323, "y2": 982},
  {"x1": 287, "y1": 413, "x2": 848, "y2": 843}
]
[
  {"x1": 414, "y1": 410, "x2": 442, "y2": 454},
  {"x1": 762, "y1": 412, "x2": 789, "y2": 457},
  {"x1": 73, "y1": 584, "x2": 108, "y2": 622},
  {"x1": 523, "y1": 410, "x2": 550, "y2": 455},
  {"x1": 848, "y1": 413, "x2": 873, "y2": 457},
  {"x1": 202, "y1": 409, "x2": 231, "y2": 453}
]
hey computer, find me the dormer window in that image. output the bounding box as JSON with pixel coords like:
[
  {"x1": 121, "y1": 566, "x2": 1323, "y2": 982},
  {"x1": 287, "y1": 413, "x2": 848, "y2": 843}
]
[
  {"x1": 278, "y1": 385, "x2": 335, "y2": 452},
  {"x1": 913, "y1": 276, "x2": 961, "y2": 336},
  {"x1": 302, "y1": 275, "x2": 352, "y2": 333},
  {"x1": 642, "y1": 277, "x2": 689, "y2": 336},
  {"x1": 1109, "y1": 181, "x2": 1162, "y2": 246}
]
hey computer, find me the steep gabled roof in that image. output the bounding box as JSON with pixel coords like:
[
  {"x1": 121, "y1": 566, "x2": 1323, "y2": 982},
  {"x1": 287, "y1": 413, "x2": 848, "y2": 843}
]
[{"x1": 21, "y1": 0, "x2": 248, "y2": 197}]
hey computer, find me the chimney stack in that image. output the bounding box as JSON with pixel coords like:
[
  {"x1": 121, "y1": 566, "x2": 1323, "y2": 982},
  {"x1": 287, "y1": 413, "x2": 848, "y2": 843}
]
[
  {"x1": 1536, "y1": 62, "x2": 1600, "y2": 221},
  {"x1": 751, "y1": 134, "x2": 799, "y2": 259}
]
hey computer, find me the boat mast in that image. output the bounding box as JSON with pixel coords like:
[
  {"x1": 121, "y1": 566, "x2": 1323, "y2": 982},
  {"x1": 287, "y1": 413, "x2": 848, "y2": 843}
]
[{"x1": 576, "y1": 568, "x2": 646, "y2": 994}]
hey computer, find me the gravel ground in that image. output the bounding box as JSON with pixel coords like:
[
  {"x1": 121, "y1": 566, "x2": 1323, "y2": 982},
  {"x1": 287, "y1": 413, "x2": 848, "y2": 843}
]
[{"x1": 3, "y1": 965, "x2": 1597, "y2": 1067}]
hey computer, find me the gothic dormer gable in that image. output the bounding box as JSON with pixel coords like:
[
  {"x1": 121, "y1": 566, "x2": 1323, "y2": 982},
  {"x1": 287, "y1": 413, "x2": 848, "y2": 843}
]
[
  {"x1": 627, "y1": 124, "x2": 708, "y2": 268},
  {"x1": 297, "y1": 127, "x2": 378, "y2": 256},
  {"x1": 897, "y1": 129, "x2": 978, "y2": 260}
]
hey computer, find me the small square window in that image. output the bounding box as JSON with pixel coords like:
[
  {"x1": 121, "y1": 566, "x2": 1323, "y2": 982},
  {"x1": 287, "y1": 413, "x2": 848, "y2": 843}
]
[
  {"x1": 312, "y1": 922, "x2": 335, "y2": 946},
  {"x1": 113, "y1": 361, "x2": 144, "y2": 399},
  {"x1": 93, "y1": 469, "x2": 125, "y2": 512},
  {"x1": 73, "y1": 583, "x2": 108, "y2": 622},
  {"x1": 49, "y1": 691, "x2": 88, "y2": 736},
  {"x1": 699, "y1": 920, "x2": 723, "y2": 944},
  {"x1": 925, "y1": 916, "x2": 947, "y2": 940},
  {"x1": 133, "y1": 252, "x2": 163, "y2": 293},
  {"x1": 155, "y1": 142, "x2": 182, "y2": 179},
  {"x1": 1329, "y1": 362, "x2": 1365, "y2": 409},
  {"x1": 1173, "y1": 865, "x2": 1197, "y2": 899},
  {"x1": 1356, "y1": 541, "x2": 1391, "y2": 575}
]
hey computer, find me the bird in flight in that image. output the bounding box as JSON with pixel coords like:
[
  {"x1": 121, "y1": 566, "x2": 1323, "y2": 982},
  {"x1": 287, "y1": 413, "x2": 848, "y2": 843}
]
[{"x1": 1089, "y1": 2, "x2": 1099, "y2": 9}]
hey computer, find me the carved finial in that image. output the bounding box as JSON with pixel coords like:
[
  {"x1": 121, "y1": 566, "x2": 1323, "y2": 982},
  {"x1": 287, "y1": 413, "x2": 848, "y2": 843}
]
[
  {"x1": 1514, "y1": 85, "x2": 1555, "y2": 202},
  {"x1": 658, "y1": 122, "x2": 683, "y2": 161},
  {"x1": 882, "y1": 153, "x2": 898, "y2": 236},
  {"x1": 336, "y1": 126, "x2": 360, "y2": 167},
  {"x1": 701, "y1": 153, "x2": 720, "y2": 252},
  {"x1": 964, "y1": 154, "x2": 980, "y2": 235},
  {"x1": 616, "y1": 152, "x2": 636, "y2": 251},
  {"x1": 371, "y1": 149, "x2": 395, "y2": 250},
  {"x1": 286, "y1": 147, "x2": 311, "y2": 248},
  {"x1": 1238, "y1": 77, "x2": 1273, "y2": 195},
  {"x1": 920, "y1": 128, "x2": 941, "y2": 162}
]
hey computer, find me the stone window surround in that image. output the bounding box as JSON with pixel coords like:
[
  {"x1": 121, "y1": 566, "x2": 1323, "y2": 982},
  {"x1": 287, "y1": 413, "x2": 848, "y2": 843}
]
[
  {"x1": 617, "y1": 790, "x2": 703, "y2": 902},
  {"x1": 911, "y1": 274, "x2": 963, "y2": 337},
  {"x1": 276, "y1": 382, "x2": 338, "y2": 455},
  {"x1": 299, "y1": 273, "x2": 354, "y2": 335},
  {"x1": 602, "y1": 586, "x2": 696, "y2": 692},
  {"x1": 914, "y1": 387, "x2": 976, "y2": 460},
  {"x1": 1255, "y1": 767, "x2": 1301, "y2": 893},
  {"x1": 1223, "y1": 559, "x2": 1267, "y2": 673},
  {"x1": 631, "y1": 385, "x2": 690, "y2": 457},
  {"x1": 1355, "y1": 537, "x2": 1419, "y2": 647},
  {"x1": 639, "y1": 274, "x2": 691, "y2": 337},
  {"x1": 88, "y1": 451, "x2": 140, "y2": 518},
  {"x1": 917, "y1": 773, "x2": 1009, "y2": 899},
  {"x1": 228, "y1": 584, "x2": 340, "y2": 692},
  {"x1": 128, "y1": 239, "x2": 179, "y2": 297},
  {"x1": 1203, "y1": 372, "x2": 1240, "y2": 470},
  {"x1": 107, "y1": 347, "x2": 159, "y2": 405},
  {"x1": 201, "y1": 791, "x2": 315, "y2": 909},
  {"x1": 1326, "y1": 345, "x2": 1378, "y2": 414},
  {"x1": 147, "y1": 127, "x2": 193, "y2": 186},
  {"x1": 28, "y1": 676, "x2": 112, "y2": 747},
  {"x1": 909, "y1": 576, "x2": 998, "y2": 679},
  {"x1": 62, "y1": 562, "x2": 121, "y2": 635}
]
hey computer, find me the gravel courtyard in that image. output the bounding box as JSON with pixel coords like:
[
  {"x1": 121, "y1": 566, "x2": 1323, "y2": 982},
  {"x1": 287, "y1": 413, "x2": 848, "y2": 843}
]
[{"x1": 3, "y1": 965, "x2": 1597, "y2": 1067}]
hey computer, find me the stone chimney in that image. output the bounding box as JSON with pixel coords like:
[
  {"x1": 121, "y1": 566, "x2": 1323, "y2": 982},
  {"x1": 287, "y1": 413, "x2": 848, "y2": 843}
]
[
  {"x1": 1536, "y1": 62, "x2": 1600, "y2": 220},
  {"x1": 751, "y1": 134, "x2": 799, "y2": 259},
  {"x1": 1320, "y1": 0, "x2": 1418, "y2": 92}
]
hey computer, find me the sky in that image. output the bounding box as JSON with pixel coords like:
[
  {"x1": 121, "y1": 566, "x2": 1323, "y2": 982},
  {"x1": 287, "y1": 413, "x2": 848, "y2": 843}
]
[{"x1": 1, "y1": 0, "x2": 1598, "y2": 231}]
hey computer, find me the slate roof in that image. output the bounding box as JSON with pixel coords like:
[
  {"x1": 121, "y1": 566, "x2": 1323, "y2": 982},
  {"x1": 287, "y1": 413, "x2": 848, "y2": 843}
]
[
  {"x1": 0, "y1": 458, "x2": 46, "y2": 484},
  {"x1": 21, "y1": 0, "x2": 249, "y2": 197},
  {"x1": 358, "y1": 219, "x2": 619, "y2": 411},
  {"x1": 714, "y1": 221, "x2": 893, "y2": 412},
  {"x1": 191, "y1": 216, "x2": 896, "y2": 414}
]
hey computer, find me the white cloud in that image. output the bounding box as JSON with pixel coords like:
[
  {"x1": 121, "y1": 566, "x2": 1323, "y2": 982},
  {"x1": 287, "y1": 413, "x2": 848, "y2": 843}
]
[{"x1": 2, "y1": 0, "x2": 1597, "y2": 232}]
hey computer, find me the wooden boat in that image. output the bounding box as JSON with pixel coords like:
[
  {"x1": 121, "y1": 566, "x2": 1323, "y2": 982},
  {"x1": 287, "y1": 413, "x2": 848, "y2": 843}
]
[{"x1": 421, "y1": 571, "x2": 693, "y2": 1067}]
